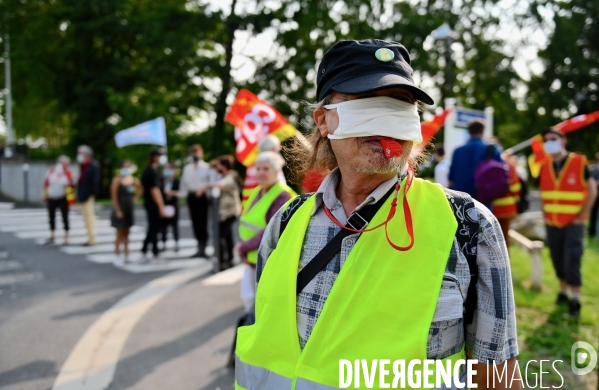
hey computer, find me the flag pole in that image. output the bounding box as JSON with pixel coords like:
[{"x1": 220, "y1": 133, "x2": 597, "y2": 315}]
[{"x1": 503, "y1": 137, "x2": 534, "y2": 155}]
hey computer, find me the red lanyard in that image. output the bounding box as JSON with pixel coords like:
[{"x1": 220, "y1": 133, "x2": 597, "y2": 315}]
[{"x1": 323, "y1": 166, "x2": 415, "y2": 251}]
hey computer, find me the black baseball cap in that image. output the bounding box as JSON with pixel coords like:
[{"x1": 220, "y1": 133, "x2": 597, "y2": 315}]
[
  {"x1": 541, "y1": 127, "x2": 565, "y2": 138},
  {"x1": 316, "y1": 39, "x2": 434, "y2": 105},
  {"x1": 149, "y1": 147, "x2": 165, "y2": 157}
]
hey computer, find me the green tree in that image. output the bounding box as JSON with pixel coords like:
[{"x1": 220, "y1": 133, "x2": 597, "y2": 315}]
[
  {"x1": 525, "y1": 0, "x2": 599, "y2": 157},
  {"x1": 1, "y1": 0, "x2": 225, "y2": 158}
]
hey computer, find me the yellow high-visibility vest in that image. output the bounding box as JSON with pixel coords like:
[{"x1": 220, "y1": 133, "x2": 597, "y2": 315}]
[
  {"x1": 236, "y1": 178, "x2": 465, "y2": 389},
  {"x1": 239, "y1": 182, "x2": 296, "y2": 264}
]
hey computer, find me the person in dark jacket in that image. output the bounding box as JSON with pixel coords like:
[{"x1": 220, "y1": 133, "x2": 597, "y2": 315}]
[
  {"x1": 160, "y1": 162, "x2": 181, "y2": 252},
  {"x1": 76, "y1": 145, "x2": 101, "y2": 246},
  {"x1": 448, "y1": 120, "x2": 502, "y2": 200},
  {"x1": 141, "y1": 148, "x2": 168, "y2": 261}
]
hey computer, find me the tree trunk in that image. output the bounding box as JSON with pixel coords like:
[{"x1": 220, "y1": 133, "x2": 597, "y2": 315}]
[{"x1": 212, "y1": 0, "x2": 238, "y2": 156}]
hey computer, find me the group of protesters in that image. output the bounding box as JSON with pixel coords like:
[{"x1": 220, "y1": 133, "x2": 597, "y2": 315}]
[
  {"x1": 432, "y1": 119, "x2": 599, "y2": 317},
  {"x1": 41, "y1": 135, "x2": 297, "y2": 272},
  {"x1": 43, "y1": 145, "x2": 100, "y2": 246}
]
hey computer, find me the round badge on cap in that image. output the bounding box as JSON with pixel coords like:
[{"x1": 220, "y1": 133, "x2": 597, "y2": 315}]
[{"x1": 375, "y1": 48, "x2": 395, "y2": 62}]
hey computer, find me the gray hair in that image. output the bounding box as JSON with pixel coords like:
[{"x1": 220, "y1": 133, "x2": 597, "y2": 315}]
[
  {"x1": 258, "y1": 135, "x2": 281, "y2": 153},
  {"x1": 78, "y1": 145, "x2": 93, "y2": 157},
  {"x1": 255, "y1": 151, "x2": 285, "y2": 172},
  {"x1": 57, "y1": 154, "x2": 71, "y2": 164}
]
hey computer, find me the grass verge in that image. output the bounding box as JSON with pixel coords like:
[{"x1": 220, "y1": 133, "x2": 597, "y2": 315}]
[{"x1": 510, "y1": 237, "x2": 598, "y2": 389}]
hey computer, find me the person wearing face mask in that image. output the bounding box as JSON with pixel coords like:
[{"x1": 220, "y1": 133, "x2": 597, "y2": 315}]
[
  {"x1": 141, "y1": 148, "x2": 169, "y2": 261},
  {"x1": 179, "y1": 144, "x2": 213, "y2": 258},
  {"x1": 110, "y1": 160, "x2": 142, "y2": 265},
  {"x1": 76, "y1": 145, "x2": 101, "y2": 246},
  {"x1": 160, "y1": 162, "x2": 181, "y2": 252},
  {"x1": 203, "y1": 156, "x2": 242, "y2": 270},
  {"x1": 237, "y1": 151, "x2": 295, "y2": 321},
  {"x1": 538, "y1": 127, "x2": 597, "y2": 317},
  {"x1": 43, "y1": 155, "x2": 76, "y2": 245},
  {"x1": 235, "y1": 40, "x2": 520, "y2": 389}
]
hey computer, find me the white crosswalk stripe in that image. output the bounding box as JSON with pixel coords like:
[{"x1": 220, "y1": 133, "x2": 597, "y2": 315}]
[{"x1": 0, "y1": 208, "x2": 211, "y2": 273}]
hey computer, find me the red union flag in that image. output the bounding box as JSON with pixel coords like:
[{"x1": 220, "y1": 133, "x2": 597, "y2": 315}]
[
  {"x1": 421, "y1": 108, "x2": 453, "y2": 145},
  {"x1": 554, "y1": 110, "x2": 599, "y2": 133},
  {"x1": 226, "y1": 89, "x2": 297, "y2": 166}
]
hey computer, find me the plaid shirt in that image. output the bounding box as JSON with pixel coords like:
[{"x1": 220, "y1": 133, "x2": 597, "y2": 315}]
[{"x1": 256, "y1": 169, "x2": 518, "y2": 373}]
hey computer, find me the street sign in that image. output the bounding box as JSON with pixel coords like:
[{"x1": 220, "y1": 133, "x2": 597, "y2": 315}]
[
  {"x1": 443, "y1": 101, "x2": 494, "y2": 162},
  {"x1": 454, "y1": 107, "x2": 486, "y2": 128}
]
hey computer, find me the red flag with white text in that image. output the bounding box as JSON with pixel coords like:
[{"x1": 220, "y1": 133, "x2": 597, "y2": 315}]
[{"x1": 226, "y1": 89, "x2": 297, "y2": 167}]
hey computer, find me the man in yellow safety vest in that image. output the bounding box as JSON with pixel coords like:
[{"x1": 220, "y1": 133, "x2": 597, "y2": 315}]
[{"x1": 235, "y1": 39, "x2": 520, "y2": 389}]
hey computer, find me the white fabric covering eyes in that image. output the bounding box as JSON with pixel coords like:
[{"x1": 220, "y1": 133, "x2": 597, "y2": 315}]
[{"x1": 324, "y1": 96, "x2": 422, "y2": 143}]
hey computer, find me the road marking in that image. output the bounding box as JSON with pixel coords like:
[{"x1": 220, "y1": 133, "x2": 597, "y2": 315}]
[
  {"x1": 118, "y1": 259, "x2": 210, "y2": 273},
  {"x1": 60, "y1": 238, "x2": 197, "y2": 255},
  {"x1": 17, "y1": 226, "x2": 144, "y2": 239},
  {"x1": 0, "y1": 208, "x2": 211, "y2": 274},
  {"x1": 202, "y1": 264, "x2": 244, "y2": 285},
  {"x1": 1, "y1": 220, "x2": 110, "y2": 232},
  {"x1": 0, "y1": 202, "x2": 14, "y2": 210},
  {"x1": 51, "y1": 264, "x2": 213, "y2": 390},
  {"x1": 34, "y1": 232, "x2": 147, "y2": 246},
  {"x1": 87, "y1": 248, "x2": 198, "y2": 264}
]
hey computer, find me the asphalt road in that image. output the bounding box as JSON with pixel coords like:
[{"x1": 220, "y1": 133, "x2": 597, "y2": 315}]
[{"x1": 0, "y1": 205, "x2": 241, "y2": 390}]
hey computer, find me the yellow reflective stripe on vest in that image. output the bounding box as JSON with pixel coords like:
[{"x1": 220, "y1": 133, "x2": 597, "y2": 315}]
[
  {"x1": 509, "y1": 182, "x2": 521, "y2": 192},
  {"x1": 493, "y1": 196, "x2": 517, "y2": 206},
  {"x1": 540, "y1": 191, "x2": 586, "y2": 201},
  {"x1": 543, "y1": 204, "x2": 583, "y2": 214},
  {"x1": 239, "y1": 220, "x2": 263, "y2": 233}
]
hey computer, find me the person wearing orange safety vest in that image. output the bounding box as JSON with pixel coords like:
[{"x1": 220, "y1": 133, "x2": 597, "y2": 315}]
[
  {"x1": 538, "y1": 127, "x2": 597, "y2": 317},
  {"x1": 235, "y1": 39, "x2": 520, "y2": 390},
  {"x1": 492, "y1": 157, "x2": 521, "y2": 247},
  {"x1": 43, "y1": 155, "x2": 76, "y2": 245}
]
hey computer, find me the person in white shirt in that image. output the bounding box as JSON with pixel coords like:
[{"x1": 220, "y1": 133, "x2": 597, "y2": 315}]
[
  {"x1": 43, "y1": 155, "x2": 75, "y2": 245},
  {"x1": 434, "y1": 144, "x2": 450, "y2": 188},
  {"x1": 179, "y1": 144, "x2": 213, "y2": 257}
]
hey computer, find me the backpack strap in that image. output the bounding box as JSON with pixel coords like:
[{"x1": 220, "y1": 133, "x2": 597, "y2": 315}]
[
  {"x1": 279, "y1": 193, "x2": 314, "y2": 236},
  {"x1": 443, "y1": 188, "x2": 479, "y2": 328}
]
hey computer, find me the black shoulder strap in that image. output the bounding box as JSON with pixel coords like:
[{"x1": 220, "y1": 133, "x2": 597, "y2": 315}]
[
  {"x1": 294, "y1": 187, "x2": 395, "y2": 295},
  {"x1": 443, "y1": 188, "x2": 479, "y2": 326},
  {"x1": 280, "y1": 187, "x2": 480, "y2": 325},
  {"x1": 279, "y1": 193, "x2": 314, "y2": 237}
]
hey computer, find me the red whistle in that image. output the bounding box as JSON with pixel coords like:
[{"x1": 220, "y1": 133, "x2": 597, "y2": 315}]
[{"x1": 379, "y1": 138, "x2": 403, "y2": 159}]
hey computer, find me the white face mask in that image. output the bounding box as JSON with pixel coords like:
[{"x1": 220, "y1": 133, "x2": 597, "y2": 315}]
[
  {"x1": 76, "y1": 154, "x2": 85, "y2": 164},
  {"x1": 324, "y1": 96, "x2": 422, "y2": 143},
  {"x1": 543, "y1": 139, "x2": 562, "y2": 155},
  {"x1": 158, "y1": 155, "x2": 168, "y2": 166}
]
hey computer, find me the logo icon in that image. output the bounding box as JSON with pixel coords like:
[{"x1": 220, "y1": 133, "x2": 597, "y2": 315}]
[
  {"x1": 375, "y1": 48, "x2": 395, "y2": 62},
  {"x1": 571, "y1": 341, "x2": 597, "y2": 375}
]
